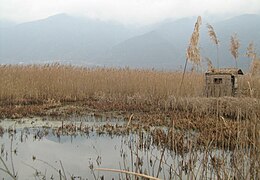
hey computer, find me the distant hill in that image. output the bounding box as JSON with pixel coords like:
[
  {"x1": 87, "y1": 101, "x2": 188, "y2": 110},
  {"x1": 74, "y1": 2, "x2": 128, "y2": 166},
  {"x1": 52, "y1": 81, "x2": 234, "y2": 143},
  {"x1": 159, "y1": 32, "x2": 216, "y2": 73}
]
[
  {"x1": 100, "y1": 17, "x2": 196, "y2": 69},
  {"x1": 0, "y1": 14, "x2": 141, "y2": 65},
  {"x1": 0, "y1": 14, "x2": 259, "y2": 71},
  {"x1": 100, "y1": 31, "x2": 180, "y2": 68},
  {"x1": 103, "y1": 14, "x2": 260, "y2": 70},
  {"x1": 202, "y1": 14, "x2": 260, "y2": 70}
]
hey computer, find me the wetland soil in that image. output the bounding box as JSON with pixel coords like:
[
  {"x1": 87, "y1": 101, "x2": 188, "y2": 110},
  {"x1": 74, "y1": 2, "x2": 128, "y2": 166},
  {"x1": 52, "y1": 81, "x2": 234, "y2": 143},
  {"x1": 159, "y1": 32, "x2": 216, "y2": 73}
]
[
  {"x1": 1, "y1": 97, "x2": 259, "y2": 136},
  {"x1": 1, "y1": 98, "x2": 259, "y2": 179},
  {"x1": 0, "y1": 98, "x2": 259, "y2": 149}
]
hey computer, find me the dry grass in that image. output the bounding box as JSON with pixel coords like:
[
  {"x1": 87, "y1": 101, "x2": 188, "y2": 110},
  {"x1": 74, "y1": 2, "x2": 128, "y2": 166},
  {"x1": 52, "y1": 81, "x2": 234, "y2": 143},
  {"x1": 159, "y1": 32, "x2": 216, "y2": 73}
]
[
  {"x1": 207, "y1": 23, "x2": 220, "y2": 68},
  {"x1": 230, "y1": 33, "x2": 240, "y2": 68},
  {"x1": 239, "y1": 73, "x2": 260, "y2": 97},
  {"x1": 0, "y1": 17, "x2": 259, "y2": 179},
  {"x1": 250, "y1": 59, "x2": 260, "y2": 76},
  {"x1": 0, "y1": 64, "x2": 259, "y2": 179},
  {"x1": 205, "y1": 57, "x2": 213, "y2": 71},
  {"x1": 0, "y1": 64, "x2": 259, "y2": 102},
  {"x1": 207, "y1": 24, "x2": 219, "y2": 46},
  {"x1": 0, "y1": 64, "x2": 204, "y2": 104},
  {"x1": 181, "y1": 16, "x2": 202, "y2": 94},
  {"x1": 186, "y1": 16, "x2": 202, "y2": 65},
  {"x1": 0, "y1": 64, "x2": 259, "y2": 120},
  {"x1": 246, "y1": 42, "x2": 257, "y2": 60}
]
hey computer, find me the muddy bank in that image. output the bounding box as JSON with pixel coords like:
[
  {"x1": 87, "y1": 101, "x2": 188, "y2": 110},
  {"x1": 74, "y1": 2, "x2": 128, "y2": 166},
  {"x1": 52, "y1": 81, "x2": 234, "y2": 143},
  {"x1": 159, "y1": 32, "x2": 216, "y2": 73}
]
[
  {"x1": 0, "y1": 115, "x2": 259, "y2": 179},
  {"x1": 0, "y1": 97, "x2": 259, "y2": 153},
  {"x1": 0, "y1": 97, "x2": 259, "y2": 121}
]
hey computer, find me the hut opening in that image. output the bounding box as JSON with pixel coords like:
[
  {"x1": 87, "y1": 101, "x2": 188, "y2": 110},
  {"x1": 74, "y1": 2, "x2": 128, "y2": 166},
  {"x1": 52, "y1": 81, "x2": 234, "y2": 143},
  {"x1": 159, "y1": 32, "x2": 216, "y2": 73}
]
[{"x1": 205, "y1": 68, "x2": 244, "y2": 97}]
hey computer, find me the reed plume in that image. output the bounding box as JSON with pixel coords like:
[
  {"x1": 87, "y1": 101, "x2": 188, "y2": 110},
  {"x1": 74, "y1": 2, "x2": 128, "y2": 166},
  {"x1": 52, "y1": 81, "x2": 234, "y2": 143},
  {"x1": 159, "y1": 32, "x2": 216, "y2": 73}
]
[
  {"x1": 246, "y1": 42, "x2": 256, "y2": 60},
  {"x1": 250, "y1": 57, "x2": 260, "y2": 76},
  {"x1": 205, "y1": 57, "x2": 213, "y2": 71},
  {"x1": 180, "y1": 16, "x2": 202, "y2": 94},
  {"x1": 186, "y1": 16, "x2": 202, "y2": 65},
  {"x1": 207, "y1": 23, "x2": 220, "y2": 68},
  {"x1": 230, "y1": 33, "x2": 240, "y2": 68}
]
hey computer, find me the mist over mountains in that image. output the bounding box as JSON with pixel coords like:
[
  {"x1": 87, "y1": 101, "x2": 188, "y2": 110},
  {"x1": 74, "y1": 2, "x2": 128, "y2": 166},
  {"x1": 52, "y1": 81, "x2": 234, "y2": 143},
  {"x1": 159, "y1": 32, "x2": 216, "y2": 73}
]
[{"x1": 0, "y1": 13, "x2": 259, "y2": 71}]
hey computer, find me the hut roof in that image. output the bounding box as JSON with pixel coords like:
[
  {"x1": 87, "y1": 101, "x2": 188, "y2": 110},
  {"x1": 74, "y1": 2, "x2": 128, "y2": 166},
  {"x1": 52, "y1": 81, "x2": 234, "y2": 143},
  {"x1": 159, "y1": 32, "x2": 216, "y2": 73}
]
[{"x1": 206, "y1": 68, "x2": 244, "y2": 75}]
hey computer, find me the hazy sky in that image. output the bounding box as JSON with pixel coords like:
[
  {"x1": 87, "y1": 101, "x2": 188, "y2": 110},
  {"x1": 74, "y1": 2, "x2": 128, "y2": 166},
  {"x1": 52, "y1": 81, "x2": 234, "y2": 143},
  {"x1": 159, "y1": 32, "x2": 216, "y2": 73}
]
[{"x1": 0, "y1": 0, "x2": 260, "y2": 24}]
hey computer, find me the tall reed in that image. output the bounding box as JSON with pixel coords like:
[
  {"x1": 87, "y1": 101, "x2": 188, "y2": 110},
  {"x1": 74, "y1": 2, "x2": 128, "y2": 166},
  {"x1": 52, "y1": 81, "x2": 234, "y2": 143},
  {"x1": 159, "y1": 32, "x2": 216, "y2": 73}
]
[{"x1": 0, "y1": 64, "x2": 205, "y2": 104}]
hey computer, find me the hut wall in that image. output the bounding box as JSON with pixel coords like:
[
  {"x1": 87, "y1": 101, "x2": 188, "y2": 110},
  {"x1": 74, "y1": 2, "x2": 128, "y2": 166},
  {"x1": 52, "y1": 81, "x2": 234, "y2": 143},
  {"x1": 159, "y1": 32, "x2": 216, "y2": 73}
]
[{"x1": 205, "y1": 74, "x2": 233, "y2": 97}]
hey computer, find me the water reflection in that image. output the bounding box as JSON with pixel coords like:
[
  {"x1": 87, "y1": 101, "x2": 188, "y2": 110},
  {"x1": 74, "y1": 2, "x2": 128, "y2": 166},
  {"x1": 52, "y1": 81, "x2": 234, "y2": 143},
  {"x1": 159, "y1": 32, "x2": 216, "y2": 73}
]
[
  {"x1": 0, "y1": 117, "x2": 257, "y2": 179},
  {"x1": 0, "y1": 124, "x2": 168, "y2": 179}
]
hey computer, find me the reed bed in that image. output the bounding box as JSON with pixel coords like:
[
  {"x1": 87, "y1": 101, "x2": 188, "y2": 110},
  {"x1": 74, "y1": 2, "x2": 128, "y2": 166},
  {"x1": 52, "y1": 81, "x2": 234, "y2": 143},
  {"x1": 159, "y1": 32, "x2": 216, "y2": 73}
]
[
  {"x1": 1, "y1": 16, "x2": 260, "y2": 179},
  {"x1": 0, "y1": 64, "x2": 259, "y2": 103},
  {"x1": 0, "y1": 62, "x2": 259, "y2": 179},
  {"x1": 0, "y1": 64, "x2": 259, "y2": 120},
  {"x1": 0, "y1": 64, "x2": 205, "y2": 103}
]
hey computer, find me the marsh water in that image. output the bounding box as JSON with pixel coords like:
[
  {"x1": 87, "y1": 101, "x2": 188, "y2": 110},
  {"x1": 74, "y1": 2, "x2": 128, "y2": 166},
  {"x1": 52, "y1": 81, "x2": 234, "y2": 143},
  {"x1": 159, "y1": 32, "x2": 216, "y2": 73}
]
[
  {"x1": 0, "y1": 116, "x2": 252, "y2": 180},
  {"x1": 0, "y1": 116, "x2": 175, "y2": 179}
]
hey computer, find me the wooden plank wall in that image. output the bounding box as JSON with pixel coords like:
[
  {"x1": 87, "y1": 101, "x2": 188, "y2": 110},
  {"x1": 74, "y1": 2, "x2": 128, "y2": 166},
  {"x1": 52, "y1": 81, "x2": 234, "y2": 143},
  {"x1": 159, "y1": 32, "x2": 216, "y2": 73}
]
[{"x1": 205, "y1": 75, "x2": 233, "y2": 97}]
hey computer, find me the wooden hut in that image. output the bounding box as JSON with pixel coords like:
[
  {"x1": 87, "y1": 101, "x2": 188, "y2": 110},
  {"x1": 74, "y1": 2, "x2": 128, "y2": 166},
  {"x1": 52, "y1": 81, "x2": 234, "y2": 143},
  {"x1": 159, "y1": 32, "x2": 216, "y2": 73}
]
[{"x1": 205, "y1": 68, "x2": 244, "y2": 97}]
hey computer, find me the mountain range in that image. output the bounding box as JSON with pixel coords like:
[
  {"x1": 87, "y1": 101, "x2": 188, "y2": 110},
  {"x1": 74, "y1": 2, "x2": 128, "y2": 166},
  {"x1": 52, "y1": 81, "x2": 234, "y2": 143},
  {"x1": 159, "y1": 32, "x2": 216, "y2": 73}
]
[{"x1": 0, "y1": 13, "x2": 260, "y2": 71}]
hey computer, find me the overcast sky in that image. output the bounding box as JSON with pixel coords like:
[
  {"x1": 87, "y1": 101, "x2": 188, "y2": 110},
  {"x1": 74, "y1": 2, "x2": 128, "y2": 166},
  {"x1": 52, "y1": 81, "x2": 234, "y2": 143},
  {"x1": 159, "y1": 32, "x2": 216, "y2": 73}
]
[{"x1": 0, "y1": 0, "x2": 260, "y2": 25}]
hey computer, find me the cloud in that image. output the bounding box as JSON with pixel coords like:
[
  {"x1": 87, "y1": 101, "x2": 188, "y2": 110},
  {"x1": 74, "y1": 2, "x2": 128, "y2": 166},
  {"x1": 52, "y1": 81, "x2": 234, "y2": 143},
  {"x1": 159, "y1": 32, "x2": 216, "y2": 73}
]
[{"x1": 0, "y1": 0, "x2": 259, "y2": 24}]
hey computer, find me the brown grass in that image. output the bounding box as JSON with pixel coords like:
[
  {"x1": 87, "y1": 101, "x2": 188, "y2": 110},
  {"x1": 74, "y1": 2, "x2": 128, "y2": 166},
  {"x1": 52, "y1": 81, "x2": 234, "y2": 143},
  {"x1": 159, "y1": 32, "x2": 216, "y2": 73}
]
[
  {"x1": 180, "y1": 16, "x2": 202, "y2": 94},
  {"x1": 186, "y1": 16, "x2": 202, "y2": 65},
  {"x1": 207, "y1": 23, "x2": 220, "y2": 68},
  {"x1": 205, "y1": 57, "x2": 213, "y2": 71},
  {"x1": 246, "y1": 42, "x2": 257, "y2": 60},
  {"x1": 0, "y1": 64, "x2": 259, "y2": 120},
  {"x1": 250, "y1": 59, "x2": 260, "y2": 76},
  {"x1": 0, "y1": 65, "x2": 259, "y2": 179},
  {"x1": 230, "y1": 33, "x2": 240, "y2": 68},
  {"x1": 207, "y1": 23, "x2": 219, "y2": 46},
  {"x1": 0, "y1": 64, "x2": 259, "y2": 102},
  {"x1": 0, "y1": 64, "x2": 204, "y2": 104}
]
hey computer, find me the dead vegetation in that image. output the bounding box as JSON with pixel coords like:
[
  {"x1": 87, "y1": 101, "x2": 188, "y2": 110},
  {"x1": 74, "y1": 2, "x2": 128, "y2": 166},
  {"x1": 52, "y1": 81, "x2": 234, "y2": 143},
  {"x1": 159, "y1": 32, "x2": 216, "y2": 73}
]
[
  {"x1": 207, "y1": 23, "x2": 220, "y2": 68},
  {"x1": 0, "y1": 64, "x2": 204, "y2": 104},
  {"x1": 0, "y1": 64, "x2": 259, "y2": 102},
  {"x1": 1, "y1": 16, "x2": 260, "y2": 180},
  {"x1": 230, "y1": 33, "x2": 240, "y2": 68},
  {"x1": 250, "y1": 59, "x2": 260, "y2": 76},
  {"x1": 0, "y1": 64, "x2": 259, "y2": 179},
  {"x1": 0, "y1": 64, "x2": 259, "y2": 119}
]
